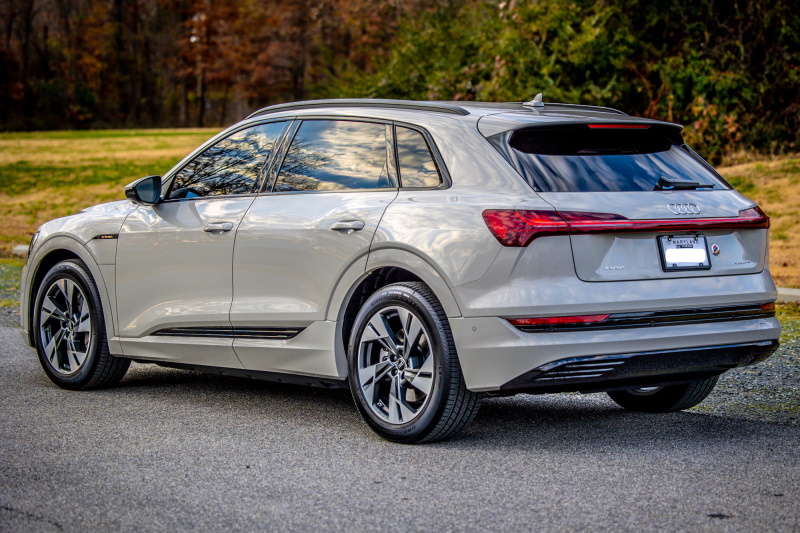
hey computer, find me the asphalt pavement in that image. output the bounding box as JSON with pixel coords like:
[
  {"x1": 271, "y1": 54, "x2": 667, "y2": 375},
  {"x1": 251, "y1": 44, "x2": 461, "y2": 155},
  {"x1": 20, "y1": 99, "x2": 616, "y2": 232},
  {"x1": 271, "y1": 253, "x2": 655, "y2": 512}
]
[{"x1": 1, "y1": 327, "x2": 798, "y2": 532}]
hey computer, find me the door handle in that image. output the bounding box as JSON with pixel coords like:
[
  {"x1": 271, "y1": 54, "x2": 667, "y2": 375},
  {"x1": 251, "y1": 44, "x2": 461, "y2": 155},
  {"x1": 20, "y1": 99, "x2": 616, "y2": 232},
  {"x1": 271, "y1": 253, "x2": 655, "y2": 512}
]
[
  {"x1": 330, "y1": 220, "x2": 365, "y2": 233},
  {"x1": 203, "y1": 222, "x2": 234, "y2": 233}
]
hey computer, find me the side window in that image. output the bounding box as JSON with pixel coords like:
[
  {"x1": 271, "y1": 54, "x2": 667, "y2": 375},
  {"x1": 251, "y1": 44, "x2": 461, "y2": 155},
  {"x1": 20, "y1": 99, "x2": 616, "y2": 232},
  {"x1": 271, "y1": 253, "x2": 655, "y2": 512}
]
[
  {"x1": 396, "y1": 126, "x2": 442, "y2": 188},
  {"x1": 168, "y1": 122, "x2": 285, "y2": 200},
  {"x1": 273, "y1": 120, "x2": 393, "y2": 192}
]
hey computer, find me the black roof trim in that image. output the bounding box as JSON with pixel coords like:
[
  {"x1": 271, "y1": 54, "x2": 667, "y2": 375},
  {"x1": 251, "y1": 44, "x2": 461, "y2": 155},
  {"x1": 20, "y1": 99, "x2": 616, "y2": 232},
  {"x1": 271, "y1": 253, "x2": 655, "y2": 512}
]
[
  {"x1": 452, "y1": 101, "x2": 627, "y2": 116},
  {"x1": 529, "y1": 102, "x2": 628, "y2": 115},
  {"x1": 247, "y1": 99, "x2": 470, "y2": 119}
]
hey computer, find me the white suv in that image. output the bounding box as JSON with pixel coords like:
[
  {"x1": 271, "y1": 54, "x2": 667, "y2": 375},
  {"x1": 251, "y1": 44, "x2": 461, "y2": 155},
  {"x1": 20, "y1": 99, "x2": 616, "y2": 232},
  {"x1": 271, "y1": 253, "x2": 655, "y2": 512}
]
[{"x1": 20, "y1": 98, "x2": 781, "y2": 443}]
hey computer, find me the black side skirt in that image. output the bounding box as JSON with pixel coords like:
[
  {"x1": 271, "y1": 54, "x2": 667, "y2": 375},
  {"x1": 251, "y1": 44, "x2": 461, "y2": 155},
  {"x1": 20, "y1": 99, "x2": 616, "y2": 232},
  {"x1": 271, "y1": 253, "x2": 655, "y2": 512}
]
[{"x1": 151, "y1": 362, "x2": 347, "y2": 390}]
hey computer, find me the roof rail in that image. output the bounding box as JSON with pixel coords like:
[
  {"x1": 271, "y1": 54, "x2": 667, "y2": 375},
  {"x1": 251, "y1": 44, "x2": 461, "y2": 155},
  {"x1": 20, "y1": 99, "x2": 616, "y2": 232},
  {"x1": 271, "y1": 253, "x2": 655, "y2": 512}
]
[{"x1": 246, "y1": 99, "x2": 470, "y2": 119}]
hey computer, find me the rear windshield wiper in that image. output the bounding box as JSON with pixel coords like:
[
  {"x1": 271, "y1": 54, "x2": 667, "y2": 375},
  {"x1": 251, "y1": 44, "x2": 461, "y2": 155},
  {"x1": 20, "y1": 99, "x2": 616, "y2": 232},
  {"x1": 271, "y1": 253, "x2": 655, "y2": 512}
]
[{"x1": 655, "y1": 176, "x2": 713, "y2": 190}]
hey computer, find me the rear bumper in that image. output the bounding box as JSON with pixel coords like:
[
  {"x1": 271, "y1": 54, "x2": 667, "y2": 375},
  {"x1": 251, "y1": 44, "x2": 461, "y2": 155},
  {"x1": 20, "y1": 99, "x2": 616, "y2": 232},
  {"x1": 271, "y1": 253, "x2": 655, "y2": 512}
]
[
  {"x1": 497, "y1": 340, "x2": 778, "y2": 394},
  {"x1": 450, "y1": 315, "x2": 781, "y2": 392}
]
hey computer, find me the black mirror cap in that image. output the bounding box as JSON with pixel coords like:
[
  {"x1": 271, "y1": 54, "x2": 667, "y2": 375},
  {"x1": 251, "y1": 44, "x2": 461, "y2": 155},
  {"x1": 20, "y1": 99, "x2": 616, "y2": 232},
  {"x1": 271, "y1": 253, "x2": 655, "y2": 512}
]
[{"x1": 125, "y1": 175, "x2": 162, "y2": 205}]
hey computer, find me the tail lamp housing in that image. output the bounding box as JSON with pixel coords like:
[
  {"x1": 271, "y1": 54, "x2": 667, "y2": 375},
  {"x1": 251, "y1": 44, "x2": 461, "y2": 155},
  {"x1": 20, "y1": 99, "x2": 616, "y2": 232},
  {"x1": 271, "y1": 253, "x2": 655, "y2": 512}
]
[{"x1": 482, "y1": 206, "x2": 769, "y2": 247}]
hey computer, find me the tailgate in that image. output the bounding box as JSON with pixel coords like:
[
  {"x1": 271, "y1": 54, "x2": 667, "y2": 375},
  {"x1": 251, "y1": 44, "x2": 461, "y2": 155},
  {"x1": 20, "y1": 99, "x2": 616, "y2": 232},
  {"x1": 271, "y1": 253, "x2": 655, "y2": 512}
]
[{"x1": 539, "y1": 191, "x2": 768, "y2": 281}]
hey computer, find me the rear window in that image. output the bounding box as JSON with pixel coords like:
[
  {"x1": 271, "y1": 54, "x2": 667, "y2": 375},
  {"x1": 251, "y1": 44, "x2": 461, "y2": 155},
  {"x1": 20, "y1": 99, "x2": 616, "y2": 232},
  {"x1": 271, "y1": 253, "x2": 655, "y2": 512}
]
[{"x1": 489, "y1": 126, "x2": 730, "y2": 193}]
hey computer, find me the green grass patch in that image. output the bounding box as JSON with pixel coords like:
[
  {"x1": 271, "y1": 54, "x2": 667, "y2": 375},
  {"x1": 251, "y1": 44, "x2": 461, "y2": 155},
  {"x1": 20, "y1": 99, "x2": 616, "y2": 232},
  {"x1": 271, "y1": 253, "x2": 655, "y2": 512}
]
[
  {"x1": 725, "y1": 176, "x2": 756, "y2": 195},
  {"x1": 0, "y1": 129, "x2": 216, "y2": 141},
  {"x1": 0, "y1": 258, "x2": 24, "y2": 306},
  {"x1": 0, "y1": 128, "x2": 217, "y2": 253},
  {"x1": 777, "y1": 302, "x2": 800, "y2": 346},
  {"x1": 0, "y1": 158, "x2": 182, "y2": 196}
]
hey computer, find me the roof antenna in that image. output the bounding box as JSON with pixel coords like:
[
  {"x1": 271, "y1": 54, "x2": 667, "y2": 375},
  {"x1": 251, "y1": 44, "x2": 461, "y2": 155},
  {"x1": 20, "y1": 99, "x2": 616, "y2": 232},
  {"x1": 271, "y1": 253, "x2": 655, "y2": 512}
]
[{"x1": 522, "y1": 93, "x2": 545, "y2": 109}]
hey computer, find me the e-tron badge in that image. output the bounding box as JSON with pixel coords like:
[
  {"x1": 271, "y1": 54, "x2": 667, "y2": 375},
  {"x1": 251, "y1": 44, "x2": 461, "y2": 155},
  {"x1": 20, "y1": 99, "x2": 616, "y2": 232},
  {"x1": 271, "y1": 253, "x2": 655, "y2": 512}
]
[{"x1": 668, "y1": 203, "x2": 701, "y2": 215}]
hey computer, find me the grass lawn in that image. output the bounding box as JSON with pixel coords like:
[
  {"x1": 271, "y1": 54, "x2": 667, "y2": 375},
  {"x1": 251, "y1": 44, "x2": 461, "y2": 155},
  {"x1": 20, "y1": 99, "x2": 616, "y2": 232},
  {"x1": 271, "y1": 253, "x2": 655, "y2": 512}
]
[
  {"x1": 0, "y1": 129, "x2": 797, "y2": 286},
  {"x1": 0, "y1": 128, "x2": 217, "y2": 253}
]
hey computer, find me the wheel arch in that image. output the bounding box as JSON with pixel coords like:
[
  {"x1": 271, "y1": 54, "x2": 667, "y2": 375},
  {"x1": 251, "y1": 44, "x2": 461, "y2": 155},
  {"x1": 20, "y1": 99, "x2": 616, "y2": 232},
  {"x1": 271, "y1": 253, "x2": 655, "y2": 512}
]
[
  {"x1": 328, "y1": 248, "x2": 462, "y2": 378},
  {"x1": 25, "y1": 236, "x2": 119, "y2": 353}
]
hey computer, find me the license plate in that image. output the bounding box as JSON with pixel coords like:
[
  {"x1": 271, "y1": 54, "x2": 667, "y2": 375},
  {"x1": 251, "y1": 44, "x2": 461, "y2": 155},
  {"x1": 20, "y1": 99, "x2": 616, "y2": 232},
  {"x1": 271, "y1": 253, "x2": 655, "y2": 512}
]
[{"x1": 658, "y1": 235, "x2": 711, "y2": 271}]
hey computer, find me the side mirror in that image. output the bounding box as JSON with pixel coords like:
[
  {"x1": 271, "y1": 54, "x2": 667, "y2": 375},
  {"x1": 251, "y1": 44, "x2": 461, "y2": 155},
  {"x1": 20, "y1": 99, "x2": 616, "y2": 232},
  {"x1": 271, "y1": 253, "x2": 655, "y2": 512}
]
[{"x1": 125, "y1": 175, "x2": 162, "y2": 205}]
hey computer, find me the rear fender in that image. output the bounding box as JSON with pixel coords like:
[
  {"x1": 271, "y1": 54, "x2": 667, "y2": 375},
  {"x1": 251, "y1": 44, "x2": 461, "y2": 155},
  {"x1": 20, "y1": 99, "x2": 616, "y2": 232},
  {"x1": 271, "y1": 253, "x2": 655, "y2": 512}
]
[{"x1": 327, "y1": 247, "x2": 462, "y2": 378}]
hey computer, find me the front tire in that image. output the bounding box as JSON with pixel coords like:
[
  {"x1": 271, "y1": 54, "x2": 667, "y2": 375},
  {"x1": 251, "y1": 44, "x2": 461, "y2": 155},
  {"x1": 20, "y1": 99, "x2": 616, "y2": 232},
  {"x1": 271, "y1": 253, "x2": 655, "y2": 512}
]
[
  {"x1": 347, "y1": 282, "x2": 479, "y2": 443},
  {"x1": 607, "y1": 376, "x2": 719, "y2": 413},
  {"x1": 33, "y1": 259, "x2": 130, "y2": 390}
]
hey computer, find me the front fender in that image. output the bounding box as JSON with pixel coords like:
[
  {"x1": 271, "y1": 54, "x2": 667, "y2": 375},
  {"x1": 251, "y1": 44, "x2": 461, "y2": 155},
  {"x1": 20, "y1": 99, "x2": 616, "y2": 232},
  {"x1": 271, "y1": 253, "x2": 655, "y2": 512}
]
[{"x1": 22, "y1": 235, "x2": 121, "y2": 354}]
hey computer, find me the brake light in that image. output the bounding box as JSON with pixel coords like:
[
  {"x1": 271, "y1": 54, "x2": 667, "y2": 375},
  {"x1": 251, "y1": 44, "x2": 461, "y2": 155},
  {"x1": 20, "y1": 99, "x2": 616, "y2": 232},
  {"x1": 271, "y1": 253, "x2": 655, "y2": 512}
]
[
  {"x1": 483, "y1": 206, "x2": 770, "y2": 246},
  {"x1": 482, "y1": 210, "x2": 568, "y2": 247},
  {"x1": 736, "y1": 207, "x2": 770, "y2": 229},
  {"x1": 587, "y1": 124, "x2": 651, "y2": 129},
  {"x1": 507, "y1": 314, "x2": 610, "y2": 326},
  {"x1": 760, "y1": 303, "x2": 776, "y2": 311}
]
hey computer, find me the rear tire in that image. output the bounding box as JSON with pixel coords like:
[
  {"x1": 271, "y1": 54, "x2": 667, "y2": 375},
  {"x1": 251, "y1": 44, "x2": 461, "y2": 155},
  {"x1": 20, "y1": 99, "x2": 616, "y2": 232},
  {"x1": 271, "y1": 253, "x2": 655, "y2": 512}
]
[
  {"x1": 33, "y1": 259, "x2": 130, "y2": 390},
  {"x1": 607, "y1": 376, "x2": 719, "y2": 413},
  {"x1": 347, "y1": 282, "x2": 479, "y2": 443}
]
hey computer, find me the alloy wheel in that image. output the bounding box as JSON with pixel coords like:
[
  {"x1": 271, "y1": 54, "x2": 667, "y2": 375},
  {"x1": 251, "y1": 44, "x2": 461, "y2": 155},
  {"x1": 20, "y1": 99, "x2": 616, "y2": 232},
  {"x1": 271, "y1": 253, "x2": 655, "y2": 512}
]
[
  {"x1": 38, "y1": 278, "x2": 93, "y2": 375},
  {"x1": 356, "y1": 305, "x2": 434, "y2": 424}
]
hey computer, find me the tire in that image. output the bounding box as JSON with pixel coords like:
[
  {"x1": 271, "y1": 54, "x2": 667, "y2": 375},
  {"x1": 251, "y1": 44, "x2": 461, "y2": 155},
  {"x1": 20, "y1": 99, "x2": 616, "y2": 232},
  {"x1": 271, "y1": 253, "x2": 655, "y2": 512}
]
[
  {"x1": 347, "y1": 282, "x2": 479, "y2": 444},
  {"x1": 33, "y1": 259, "x2": 130, "y2": 390},
  {"x1": 607, "y1": 376, "x2": 719, "y2": 413}
]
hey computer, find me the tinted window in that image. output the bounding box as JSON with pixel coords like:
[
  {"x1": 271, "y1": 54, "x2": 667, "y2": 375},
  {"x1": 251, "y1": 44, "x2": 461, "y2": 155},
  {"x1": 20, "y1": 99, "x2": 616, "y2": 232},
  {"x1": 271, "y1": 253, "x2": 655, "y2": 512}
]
[
  {"x1": 274, "y1": 120, "x2": 393, "y2": 192},
  {"x1": 491, "y1": 126, "x2": 729, "y2": 193},
  {"x1": 396, "y1": 126, "x2": 441, "y2": 188},
  {"x1": 168, "y1": 122, "x2": 285, "y2": 199}
]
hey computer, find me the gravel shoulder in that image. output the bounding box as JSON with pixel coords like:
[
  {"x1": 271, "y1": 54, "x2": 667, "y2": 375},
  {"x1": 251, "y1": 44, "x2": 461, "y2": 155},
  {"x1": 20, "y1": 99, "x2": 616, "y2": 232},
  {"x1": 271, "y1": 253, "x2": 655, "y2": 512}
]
[{"x1": 693, "y1": 342, "x2": 799, "y2": 425}]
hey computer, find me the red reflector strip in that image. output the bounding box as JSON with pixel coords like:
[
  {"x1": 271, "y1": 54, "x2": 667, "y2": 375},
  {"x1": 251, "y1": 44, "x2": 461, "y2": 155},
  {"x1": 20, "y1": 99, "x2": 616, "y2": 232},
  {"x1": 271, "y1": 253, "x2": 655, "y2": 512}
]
[
  {"x1": 587, "y1": 124, "x2": 651, "y2": 129},
  {"x1": 760, "y1": 303, "x2": 776, "y2": 311},
  {"x1": 507, "y1": 314, "x2": 610, "y2": 326}
]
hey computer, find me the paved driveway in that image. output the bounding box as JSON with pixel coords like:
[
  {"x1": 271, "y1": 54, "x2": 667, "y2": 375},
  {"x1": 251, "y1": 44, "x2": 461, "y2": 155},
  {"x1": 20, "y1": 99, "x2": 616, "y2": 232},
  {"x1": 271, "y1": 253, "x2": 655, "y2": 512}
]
[{"x1": 1, "y1": 327, "x2": 798, "y2": 532}]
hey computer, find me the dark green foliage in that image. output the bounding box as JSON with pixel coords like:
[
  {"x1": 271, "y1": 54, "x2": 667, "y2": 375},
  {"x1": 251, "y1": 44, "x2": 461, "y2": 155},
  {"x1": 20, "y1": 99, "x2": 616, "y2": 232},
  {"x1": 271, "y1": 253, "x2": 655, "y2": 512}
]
[
  {"x1": 326, "y1": 0, "x2": 800, "y2": 162},
  {"x1": 1, "y1": 0, "x2": 797, "y2": 162}
]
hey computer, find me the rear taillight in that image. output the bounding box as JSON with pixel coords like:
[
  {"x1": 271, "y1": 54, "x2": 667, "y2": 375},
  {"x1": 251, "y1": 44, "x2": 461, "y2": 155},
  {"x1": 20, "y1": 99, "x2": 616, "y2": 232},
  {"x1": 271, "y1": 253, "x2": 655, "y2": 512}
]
[
  {"x1": 481, "y1": 210, "x2": 568, "y2": 247},
  {"x1": 507, "y1": 314, "x2": 610, "y2": 327},
  {"x1": 483, "y1": 206, "x2": 770, "y2": 247},
  {"x1": 736, "y1": 207, "x2": 770, "y2": 229}
]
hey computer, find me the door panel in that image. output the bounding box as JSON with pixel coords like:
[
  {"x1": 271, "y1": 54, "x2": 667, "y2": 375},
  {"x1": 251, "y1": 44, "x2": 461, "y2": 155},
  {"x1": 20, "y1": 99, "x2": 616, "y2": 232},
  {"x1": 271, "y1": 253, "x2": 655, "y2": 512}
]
[
  {"x1": 117, "y1": 197, "x2": 256, "y2": 338},
  {"x1": 231, "y1": 191, "x2": 395, "y2": 373},
  {"x1": 230, "y1": 118, "x2": 399, "y2": 374},
  {"x1": 114, "y1": 121, "x2": 287, "y2": 366},
  {"x1": 231, "y1": 191, "x2": 395, "y2": 325}
]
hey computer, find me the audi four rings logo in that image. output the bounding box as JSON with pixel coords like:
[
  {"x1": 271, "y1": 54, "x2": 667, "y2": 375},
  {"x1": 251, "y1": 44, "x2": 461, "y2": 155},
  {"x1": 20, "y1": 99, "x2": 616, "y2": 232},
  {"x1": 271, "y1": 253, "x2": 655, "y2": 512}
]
[{"x1": 667, "y1": 203, "x2": 701, "y2": 215}]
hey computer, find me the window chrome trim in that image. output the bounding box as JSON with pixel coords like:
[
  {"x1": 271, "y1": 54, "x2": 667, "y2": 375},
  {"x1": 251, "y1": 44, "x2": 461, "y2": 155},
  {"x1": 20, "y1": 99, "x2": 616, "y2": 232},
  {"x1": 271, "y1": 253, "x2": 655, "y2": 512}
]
[{"x1": 158, "y1": 192, "x2": 258, "y2": 205}]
